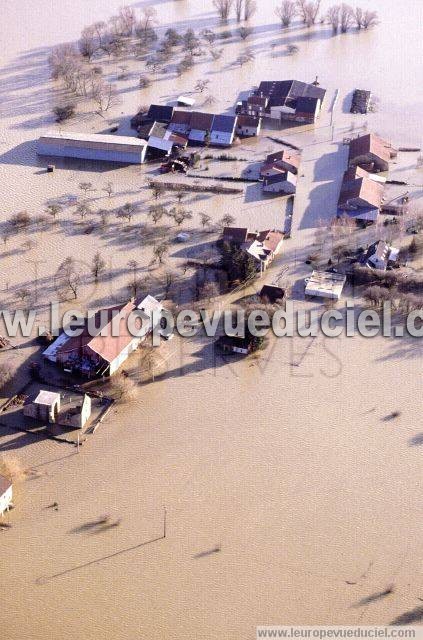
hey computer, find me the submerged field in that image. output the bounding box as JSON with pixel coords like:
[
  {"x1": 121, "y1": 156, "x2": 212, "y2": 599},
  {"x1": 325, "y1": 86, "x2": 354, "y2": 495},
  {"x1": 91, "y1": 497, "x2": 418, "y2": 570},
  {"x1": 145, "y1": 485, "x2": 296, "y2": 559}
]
[{"x1": 0, "y1": 0, "x2": 422, "y2": 638}]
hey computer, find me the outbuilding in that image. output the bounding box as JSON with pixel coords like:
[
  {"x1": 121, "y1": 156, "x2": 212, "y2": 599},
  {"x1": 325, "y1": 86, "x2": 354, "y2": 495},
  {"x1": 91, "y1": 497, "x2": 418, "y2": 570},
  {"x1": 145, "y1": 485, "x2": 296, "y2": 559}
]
[
  {"x1": 37, "y1": 132, "x2": 148, "y2": 164},
  {"x1": 305, "y1": 271, "x2": 346, "y2": 300}
]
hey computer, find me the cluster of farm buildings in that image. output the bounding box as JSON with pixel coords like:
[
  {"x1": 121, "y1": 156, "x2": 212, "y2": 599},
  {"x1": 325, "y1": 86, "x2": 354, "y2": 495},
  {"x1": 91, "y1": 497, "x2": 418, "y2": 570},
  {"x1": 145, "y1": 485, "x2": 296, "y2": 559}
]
[{"x1": 32, "y1": 78, "x2": 403, "y2": 369}]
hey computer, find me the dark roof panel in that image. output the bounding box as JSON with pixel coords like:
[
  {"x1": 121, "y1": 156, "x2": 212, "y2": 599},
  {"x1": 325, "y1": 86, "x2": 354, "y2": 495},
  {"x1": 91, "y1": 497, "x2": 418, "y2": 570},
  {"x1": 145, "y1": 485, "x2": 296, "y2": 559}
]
[
  {"x1": 147, "y1": 104, "x2": 174, "y2": 123},
  {"x1": 211, "y1": 114, "x2": 237, "y2": 133}
]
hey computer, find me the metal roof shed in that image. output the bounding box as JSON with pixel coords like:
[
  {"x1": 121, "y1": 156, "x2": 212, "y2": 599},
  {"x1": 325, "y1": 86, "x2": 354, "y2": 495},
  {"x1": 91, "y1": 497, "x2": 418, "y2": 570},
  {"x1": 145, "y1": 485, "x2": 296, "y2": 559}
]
[{"x1": 37, "y1": 132, "x2": 148, "y2": 164}]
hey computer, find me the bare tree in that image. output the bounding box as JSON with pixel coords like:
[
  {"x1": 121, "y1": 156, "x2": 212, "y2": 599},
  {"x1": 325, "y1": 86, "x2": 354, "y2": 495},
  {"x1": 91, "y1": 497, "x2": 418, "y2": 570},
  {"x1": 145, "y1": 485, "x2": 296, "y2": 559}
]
[
  {"x1": 327, "y1": 5, "x2": 340, "y2": 32},
  {"x1": 75, "y1": 203, "x2": 91, "y2": 220},
  {"x1": 152, "y1": 242, "x2": 170, "y2": 265},
  {"x1": 195, "y1": 79, "x2": 210, "y2": 93},
  {"x1": 148, "y1": 204, "x2": 167, "y2": 225},
  {"x1": 56, "y1": 257, "x2": 82, "y2": 299},
  {"x1": 169, "y1": 207, "x2": 193, "y2": 226},
  {"x1": 213, "y1": 0, "x2": 234, "y2": 22},
  {"x1": 91, "y1": 251, "x2": 106, "y2": 282},
  {"x1": 201, "y1": 29, "x2": 217, "y2": 45},
  {"x1": 244, "y1": 0, "x2": 257, "y2": 20},
  {"x1": 236, "y1": 50, "x2": 255, "y2": 66},
  {"x1": 102, "y1": 182, "x2": 114, "y2": 198},
  {"x1": 238, "y1": 26, "x2": 253, "y2": 39},
  {"x1": 118, "y1": 5, "x2": 136, "y2": 36},
  {"x1": 275, "y1": 1, "x2": 297, "y2": 27},
  {"x1": 304, "y1": 0, "x2": 321, "y2": 26},
  {"x1": 235, "y1": 0, "x2": 243, "y2": 22},
  {"x1": 116, "y1": 202, "x2": 138, "y2": 223},
  {"x1": 199, "y1": 213, "x2": 212, "y2": 229},
  {"x1": 149, "y1": 182, "x2": 165, "y2": 200},
  {"x1": 79, "y1": 181, "x2": 94, "y2": 195},
  {"x1": 339, "y1": 3, "x2": 354, "y2": 32},
  {"x1": 97, "y1": 209, "x2": 110, "y2": 227},
  {"x1": 91, "y1": 80, "x2": 119, "y2": 113},
  {"x1": 220, "y1": 214, "x2": 235, "y2": 227},
  {"x1": 45, "y1": 203, "x2": 62, "y2": 220},
  {"x1": 79, "y1": 26, "x2": 98, "y2": 61},
  {"x1": 361, "y1": 10, "x2": 378, "y2": 29}
]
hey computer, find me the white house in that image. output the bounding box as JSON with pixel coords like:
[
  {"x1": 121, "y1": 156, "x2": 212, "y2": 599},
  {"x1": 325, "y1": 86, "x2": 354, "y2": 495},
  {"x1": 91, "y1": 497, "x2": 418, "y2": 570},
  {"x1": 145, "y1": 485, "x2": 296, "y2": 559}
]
[
  {"x1": 37, "y1": 132, "x2": 148, "y2": 164},
  {"x1": 236, "y1": 115, "x2": 261, "y2": 137},
  {"x1": 0, "y1": 475, "x2": 13, "y2": 516},
  {"x1": 365, "y1": 241, "x2": 399, "y2": 270}
]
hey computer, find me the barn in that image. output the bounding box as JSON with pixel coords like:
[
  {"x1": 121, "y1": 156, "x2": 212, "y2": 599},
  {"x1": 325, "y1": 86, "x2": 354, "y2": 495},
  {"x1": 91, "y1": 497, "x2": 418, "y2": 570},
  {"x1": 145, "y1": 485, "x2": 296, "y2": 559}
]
[{"x1": 37, "y1": 132, "x2": 148, "y2": 164}]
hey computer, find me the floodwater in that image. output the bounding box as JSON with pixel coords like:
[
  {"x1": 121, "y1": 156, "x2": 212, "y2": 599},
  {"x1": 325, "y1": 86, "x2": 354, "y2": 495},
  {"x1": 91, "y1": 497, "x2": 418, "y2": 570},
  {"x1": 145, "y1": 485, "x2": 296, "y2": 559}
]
[{"x1": 0, "y1": 1, "x2": 422, "y2": 638}]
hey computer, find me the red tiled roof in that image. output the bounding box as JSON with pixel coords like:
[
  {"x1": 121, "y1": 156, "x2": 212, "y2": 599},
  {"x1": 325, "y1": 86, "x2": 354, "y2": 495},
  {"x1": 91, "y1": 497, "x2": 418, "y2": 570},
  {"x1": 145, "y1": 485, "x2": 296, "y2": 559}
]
[
  {"x1": 237, "y1": 115, "x2": 260, "y2": 127},
  {"x1": 170, "y1": 110, "x2": 192, "y2": 125},
  {"x1": 348, "y1": 133, "x2": 392, "y2": 164},
  {"x1": 189, "y1": 111, "x2": 214, "y2": 130},
  {"x1": 57, "y1": 300, "x2": 144, "y2": 365}
]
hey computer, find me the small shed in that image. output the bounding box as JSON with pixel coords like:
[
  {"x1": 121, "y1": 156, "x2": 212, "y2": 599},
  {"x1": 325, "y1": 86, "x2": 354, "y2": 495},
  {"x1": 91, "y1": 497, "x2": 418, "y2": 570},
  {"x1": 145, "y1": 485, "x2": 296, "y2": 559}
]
[
  {"x1": 0, "y1": 475, "x2": 13, "y2": 516},
  {"x1": 177, "y1": 95, "x2": 195, "y2": 107},
  {"x1": 24, "y1": 390, "x2": 61, "y2": 424}
]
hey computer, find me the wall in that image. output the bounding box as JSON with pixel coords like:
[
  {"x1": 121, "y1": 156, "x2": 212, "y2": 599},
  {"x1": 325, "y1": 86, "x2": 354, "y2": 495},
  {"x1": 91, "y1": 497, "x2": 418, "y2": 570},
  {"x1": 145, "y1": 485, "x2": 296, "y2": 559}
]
[{"x1": 0, "y1": 486, "x2": 13, "y2": 515}]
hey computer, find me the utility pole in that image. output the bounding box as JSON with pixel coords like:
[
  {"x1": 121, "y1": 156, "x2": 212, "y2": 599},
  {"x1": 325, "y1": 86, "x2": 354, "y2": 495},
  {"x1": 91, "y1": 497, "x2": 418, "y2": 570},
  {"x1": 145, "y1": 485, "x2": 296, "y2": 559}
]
[{"x1": 163, "y1": 506, "x2": 167, "y2": 538}]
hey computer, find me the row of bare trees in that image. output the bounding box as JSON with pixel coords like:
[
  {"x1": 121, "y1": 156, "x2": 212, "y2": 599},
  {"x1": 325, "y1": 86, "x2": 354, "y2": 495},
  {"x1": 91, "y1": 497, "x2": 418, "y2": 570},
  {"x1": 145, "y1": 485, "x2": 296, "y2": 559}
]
[
  {"x1": 327, "y1": 4, "x2": 378, "y2": 32},
  {"x1": 274, "y1": 0, "x2": 378, "y2": 30},
  {"x1": 213, "y1": 0, "x2": 257, "y2": 22},
  {"x1": 275, "y1": 0, "x2": 321, "y2": 28},
  {"x1": 49, "y1": 44, "x2": 119, "y2": 113}
]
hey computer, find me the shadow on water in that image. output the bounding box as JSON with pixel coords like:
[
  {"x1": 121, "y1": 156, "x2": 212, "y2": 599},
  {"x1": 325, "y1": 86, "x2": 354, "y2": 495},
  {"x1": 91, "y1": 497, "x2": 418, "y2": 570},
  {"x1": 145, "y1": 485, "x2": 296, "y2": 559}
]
[
  {"x1": 390, "y1": 607, "x2": 423, "y2": 625},
  {"x1": 35, "y1": 534, "x2": 164, "y2": 585},
  {"x1": 351, "y1": 585, "x2": 394, "y2": 608},
  {"x1": 193, "y1": 545, "x2": 221, "y2": 559}
]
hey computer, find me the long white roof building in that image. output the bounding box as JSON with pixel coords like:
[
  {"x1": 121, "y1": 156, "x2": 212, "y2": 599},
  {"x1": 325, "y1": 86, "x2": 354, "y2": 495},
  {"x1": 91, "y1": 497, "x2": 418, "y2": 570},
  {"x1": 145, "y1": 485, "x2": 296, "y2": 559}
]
[{"x1": 37, "y1": 131, "x2": 148, "y2": 164}]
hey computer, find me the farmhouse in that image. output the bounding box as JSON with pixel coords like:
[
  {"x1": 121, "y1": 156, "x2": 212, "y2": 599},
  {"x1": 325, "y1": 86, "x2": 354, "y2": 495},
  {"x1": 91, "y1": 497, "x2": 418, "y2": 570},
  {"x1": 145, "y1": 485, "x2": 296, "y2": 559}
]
[
  {"x1": 338, "y1": 166, "x2": 385, "y2": 223},
  {"x1": 236, "y1": 94, "x2": 268, "y2": 118},
  {"x1": 244, "y1": 229, "x2": 284, "y2": 272},
  {"x1": 305, "y1": 271, "x2": 346, "y2": 300},
  {"x1": 43, "y1": 295, "x2": 162, "y2": 377},
  {"x1": 0, "y1": 475, "x2": 13, "y2": 516},
  {"x1": 168, "y1": 111, "x2": 238, "y2": 147},
  {"x1": 348, "y1": 133, "x2": 397, "y2": 173},
  {"x1": 37, "y1": 132, "x2": 148, "y2": 164},
  {"x1": 236, "y1": 115, "x2": 261, "y2": 137},
  {"x1": 254, "y1": 80, "x2": 326, "y2": 124},
  {"x1": 363, "y1": 240, "x2": 399, "y2": 271},
  {"x1": 146, "y1": 104, "x2": 174, "y2": 124}
]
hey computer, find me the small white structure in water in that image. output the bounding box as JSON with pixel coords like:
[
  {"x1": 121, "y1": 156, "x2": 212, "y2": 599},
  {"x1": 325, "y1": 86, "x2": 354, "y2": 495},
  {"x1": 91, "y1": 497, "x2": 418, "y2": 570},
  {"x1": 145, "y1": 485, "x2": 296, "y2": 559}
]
[
  {"x1": 24, "y1": 390, "x2": 60, "y2": 423},
  {"x1": 0, "y1": 475, "x2": 13, "y2": 516},
  {"x1": 305, "y1": 271, "x2": 346, "y2": 300},
  {"x1": 177, "y1": 95, "x2": 195, "y2": 107},
  {"x1": 37, "y1": 132, "x2": 148, "y2": 164},
  {"x1": 24, "y1": 390, "x2": 92, "y2": 429}
]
